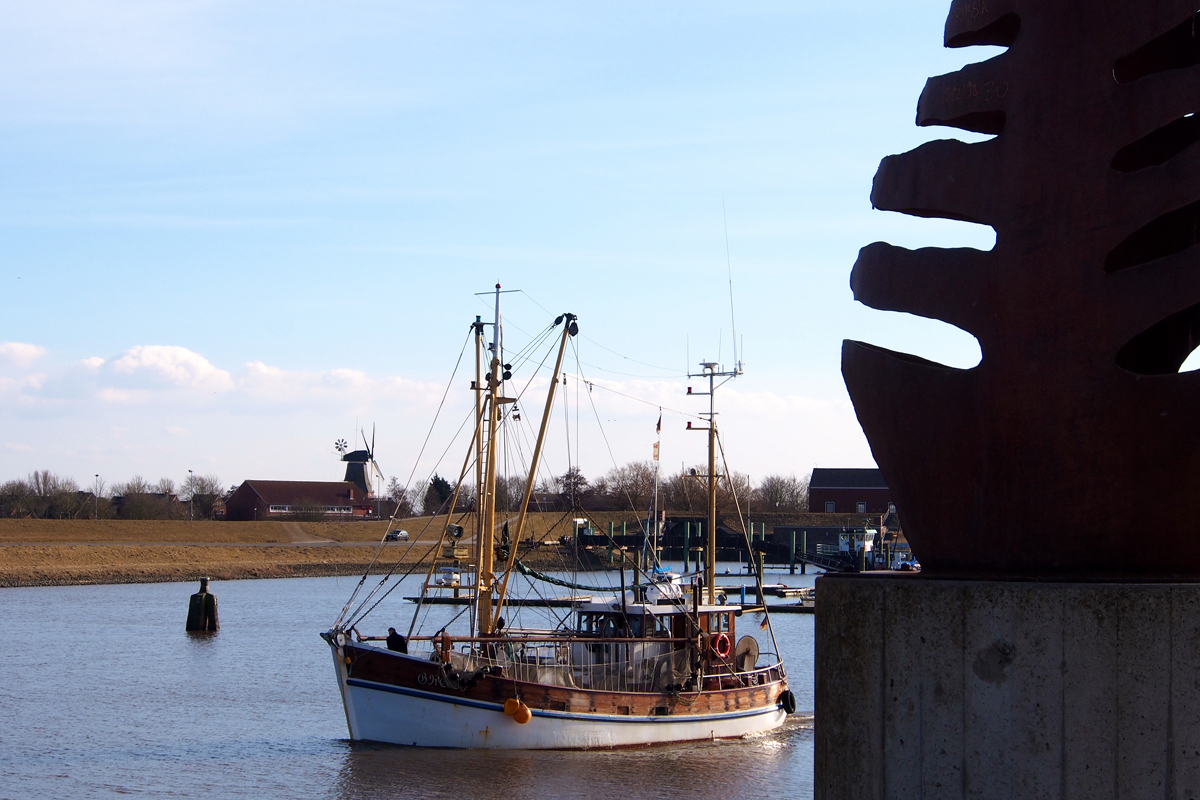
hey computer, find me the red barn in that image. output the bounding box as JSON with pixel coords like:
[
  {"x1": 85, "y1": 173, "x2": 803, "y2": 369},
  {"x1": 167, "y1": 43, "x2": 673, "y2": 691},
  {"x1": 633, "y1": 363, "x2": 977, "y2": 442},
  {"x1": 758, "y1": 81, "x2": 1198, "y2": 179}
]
[
  {"x1": 224, "y1": 480, "x2": 373, "y2": 521},
  {"x1": 807, "y1": 468, "x2": 893, "y2": 514}
]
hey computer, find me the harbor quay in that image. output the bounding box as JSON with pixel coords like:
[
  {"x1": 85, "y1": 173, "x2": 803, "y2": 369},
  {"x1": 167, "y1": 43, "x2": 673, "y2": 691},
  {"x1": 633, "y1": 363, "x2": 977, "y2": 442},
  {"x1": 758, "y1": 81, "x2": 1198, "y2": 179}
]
[{"x1": 815, "y1": 574, "x2": 1200, "y2": 798}]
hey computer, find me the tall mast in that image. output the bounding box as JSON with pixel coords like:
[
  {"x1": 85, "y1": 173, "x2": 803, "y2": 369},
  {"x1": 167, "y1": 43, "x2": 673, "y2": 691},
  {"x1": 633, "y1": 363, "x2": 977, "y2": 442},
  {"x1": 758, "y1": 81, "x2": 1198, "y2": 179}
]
[
  {"x1": 490, "y1": 312, "x2": 576, "y2": 629},
  {"x1": 688, "y1": 358, "x2": 741, "y2": 604},
  {"x1": 474, "y1": 284, "x2": 507, "y2": 634},
  {"x1": 472, "y1": 315, "x2": 485, "y2": 634}
]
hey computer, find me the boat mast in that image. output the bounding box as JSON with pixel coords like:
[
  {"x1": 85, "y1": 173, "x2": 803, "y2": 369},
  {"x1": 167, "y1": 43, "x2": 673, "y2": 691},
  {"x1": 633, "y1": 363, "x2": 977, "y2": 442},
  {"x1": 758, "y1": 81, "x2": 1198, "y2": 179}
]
[
  {"x1": 472, "y1": 314, "x2": 485, "y2": 634},
  {"x1": 490, "y1": 312, "x2": 576, "y2": 630},
  {"x1": 475, "y1": 285, "x2": 506, "y2": 635},
  {"x1": 689, "y1": 358, "x2": 741, "y2": 604}
]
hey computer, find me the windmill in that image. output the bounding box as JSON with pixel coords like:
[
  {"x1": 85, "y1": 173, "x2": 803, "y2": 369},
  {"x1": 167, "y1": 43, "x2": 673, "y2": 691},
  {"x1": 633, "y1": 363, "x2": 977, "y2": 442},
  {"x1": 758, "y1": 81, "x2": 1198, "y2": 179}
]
[
  {"x1": 340, "y1": 425, "x2": 384, "y2": 501},
  {"x1": 334, "y1": 438, "x2": 348, "y2": 455},
  {"x1": 361, "y1": 424, "x2": 386, "y2": 498}
]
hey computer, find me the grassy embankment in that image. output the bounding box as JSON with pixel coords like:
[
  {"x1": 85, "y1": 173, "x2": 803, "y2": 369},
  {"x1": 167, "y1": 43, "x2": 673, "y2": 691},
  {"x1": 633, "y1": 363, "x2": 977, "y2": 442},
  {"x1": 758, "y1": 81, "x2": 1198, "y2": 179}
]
[{"x1": 0, "y1": 510, "x2": 864, "y2": 588}]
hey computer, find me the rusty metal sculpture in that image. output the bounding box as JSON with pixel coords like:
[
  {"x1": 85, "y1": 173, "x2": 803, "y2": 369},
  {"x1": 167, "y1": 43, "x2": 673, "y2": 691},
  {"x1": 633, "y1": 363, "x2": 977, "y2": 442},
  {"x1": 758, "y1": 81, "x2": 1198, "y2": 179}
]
[{"x1": 844, "y1": 0, "x2": 1200, "y2": 577}]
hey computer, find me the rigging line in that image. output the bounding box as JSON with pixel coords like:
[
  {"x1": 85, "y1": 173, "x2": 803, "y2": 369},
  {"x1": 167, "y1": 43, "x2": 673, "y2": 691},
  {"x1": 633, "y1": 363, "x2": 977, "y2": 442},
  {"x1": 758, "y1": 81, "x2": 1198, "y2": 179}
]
[
  {"x1": 361, "y1": 319, "x2": 561, "y2": 631},
  {"x1": 336, "y1": 327, "x2": 473, "y2": 626},
  {"x1": 517, "y1": 288, "x2": 681, "y2": 374},
  {"x1": 716, "y1": 430, "x2": 782, "y2": 660},
  {"x1": 473, "y1": 293, "x2": 535, "y2": 342},
  {"x1": 498, "y1": 507, "x2": 585, "y2": 632},
  {"x1": 574, "y1": 361, "x2": 688, "y2": 379},
  {"x1": 561, "y1": 373, "x2": 705, "y2": 422},
  {"x1": 343, "y1": 318, "x2": 555, "y2": 629},
  {"x1": 576, "y1": 338, "x2": 684, "y2": 374},
  {"x1": 575, "y1": 366, "x2": 648, "y2": 537},
  {"x1": 568, "y1": 506, "x2": 705, "y2": 623},
  {"x1": 501, "y1": 322, "x2": 557, "y2": 371},
  {"x1": 343, "y1": 405, "x2": 481, "y2": 626}
]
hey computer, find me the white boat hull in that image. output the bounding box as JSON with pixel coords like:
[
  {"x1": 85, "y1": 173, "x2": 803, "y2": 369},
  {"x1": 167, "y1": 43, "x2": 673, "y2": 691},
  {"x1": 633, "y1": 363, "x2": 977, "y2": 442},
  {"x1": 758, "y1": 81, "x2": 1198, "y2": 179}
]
[{"x1": 330, "y1": 647, "x2": 787, "y2": 749}]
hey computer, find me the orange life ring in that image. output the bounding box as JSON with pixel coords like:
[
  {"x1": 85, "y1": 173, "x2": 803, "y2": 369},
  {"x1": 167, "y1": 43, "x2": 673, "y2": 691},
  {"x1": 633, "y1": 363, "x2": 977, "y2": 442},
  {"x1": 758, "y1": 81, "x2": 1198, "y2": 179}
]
[{"x1": 712, "y1": 632, "x2": 731, "y2": 659}]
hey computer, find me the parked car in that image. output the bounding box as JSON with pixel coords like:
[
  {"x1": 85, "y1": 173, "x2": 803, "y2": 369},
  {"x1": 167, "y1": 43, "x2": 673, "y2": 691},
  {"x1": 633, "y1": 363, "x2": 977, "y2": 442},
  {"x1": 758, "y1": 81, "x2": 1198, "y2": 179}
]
[{"x1": 385, "y1": 530, "x2": 409, "y2": 542}]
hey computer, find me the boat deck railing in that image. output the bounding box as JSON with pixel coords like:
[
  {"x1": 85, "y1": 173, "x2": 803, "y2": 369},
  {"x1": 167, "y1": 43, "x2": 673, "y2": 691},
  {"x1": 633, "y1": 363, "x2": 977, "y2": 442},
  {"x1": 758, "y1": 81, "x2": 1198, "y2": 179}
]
[{"x1": 395, "y1": 636, "x2": 782, "y2": 694}]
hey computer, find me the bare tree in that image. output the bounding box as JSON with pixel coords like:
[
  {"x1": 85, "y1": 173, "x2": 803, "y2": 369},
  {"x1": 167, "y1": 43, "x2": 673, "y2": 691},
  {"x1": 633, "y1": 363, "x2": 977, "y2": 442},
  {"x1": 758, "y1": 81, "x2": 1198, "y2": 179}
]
[
  {"x1": 112, "y1": 475, "x2": 179, "y2": 519},
  {"x1": 182, "y1": 473, "x2": 225, "y2": 519},
  {"x1": 604, "y1": 460, "x2": 656, "y2": 511},
  {"x1": 755, "y1": 474, "x2": 809, "y2": 513}
]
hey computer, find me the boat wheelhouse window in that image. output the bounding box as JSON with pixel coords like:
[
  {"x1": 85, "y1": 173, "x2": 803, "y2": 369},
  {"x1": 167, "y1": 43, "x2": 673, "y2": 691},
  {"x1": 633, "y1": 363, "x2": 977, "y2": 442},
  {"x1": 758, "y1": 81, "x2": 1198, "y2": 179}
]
[
  {"x1": 579, "y1": 612, "x2": 644, "y2": 637},
  {"x1": 707, "y1": 612, "x2": 731, "y2": 633},
  {"x1": 653, "y1": 615, "x2": 672, "y2": 636}
]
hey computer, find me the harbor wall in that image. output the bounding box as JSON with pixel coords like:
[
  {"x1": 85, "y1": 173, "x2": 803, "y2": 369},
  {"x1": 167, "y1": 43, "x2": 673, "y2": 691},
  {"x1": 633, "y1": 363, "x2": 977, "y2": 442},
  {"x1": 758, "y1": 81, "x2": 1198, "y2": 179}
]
[{"x1": 815, "y1": 573, "x2": 1200, "y2": 799}]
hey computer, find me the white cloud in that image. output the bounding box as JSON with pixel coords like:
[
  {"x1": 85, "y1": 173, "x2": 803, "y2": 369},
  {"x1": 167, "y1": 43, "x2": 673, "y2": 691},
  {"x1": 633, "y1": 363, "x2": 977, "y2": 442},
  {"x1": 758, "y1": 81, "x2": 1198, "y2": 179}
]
[
  {"x1": 108, "y1": 345, "x2": 235, "y2": 392},
  {"x1": 0, "y1": 341, "x2": 874, "y2": 487},
  {"x1": 0, "y1": 342, "x2": 47, "y2": 367}
]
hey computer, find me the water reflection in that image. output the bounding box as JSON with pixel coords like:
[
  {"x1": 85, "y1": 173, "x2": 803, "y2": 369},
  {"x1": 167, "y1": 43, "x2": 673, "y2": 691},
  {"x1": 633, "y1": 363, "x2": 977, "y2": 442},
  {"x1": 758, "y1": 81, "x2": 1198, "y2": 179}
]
[{"x1": 332, "y1": 718, "x2": 814, "y2": 800}]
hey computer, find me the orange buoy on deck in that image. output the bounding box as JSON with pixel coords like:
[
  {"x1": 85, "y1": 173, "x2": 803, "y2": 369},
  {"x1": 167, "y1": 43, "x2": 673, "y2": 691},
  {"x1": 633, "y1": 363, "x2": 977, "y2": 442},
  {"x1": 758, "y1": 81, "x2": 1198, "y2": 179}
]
[
  {"x1": 512, "y1": 703, "x2": 532, "y2": 724},
  {"x1": 185, "y1": 578, "x2": 219, "y2": 632}
]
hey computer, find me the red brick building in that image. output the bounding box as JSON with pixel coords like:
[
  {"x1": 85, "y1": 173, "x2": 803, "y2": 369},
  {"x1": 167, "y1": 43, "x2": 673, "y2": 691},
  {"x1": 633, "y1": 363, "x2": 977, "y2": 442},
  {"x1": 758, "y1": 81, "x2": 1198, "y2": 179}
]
[
  {"x1": 808, "y1": 468, "x2": 893, "y2": 514},
  {"x1": 224, "y1": 480, "x2": 373, "y2": 521}
]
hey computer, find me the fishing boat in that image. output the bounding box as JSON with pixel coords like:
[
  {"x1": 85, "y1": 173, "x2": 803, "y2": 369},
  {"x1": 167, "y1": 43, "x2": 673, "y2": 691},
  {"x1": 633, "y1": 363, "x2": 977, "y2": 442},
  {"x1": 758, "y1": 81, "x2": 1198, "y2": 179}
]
[{"x1": 322, "y1": 286, "x2": 795, "y2": 749}]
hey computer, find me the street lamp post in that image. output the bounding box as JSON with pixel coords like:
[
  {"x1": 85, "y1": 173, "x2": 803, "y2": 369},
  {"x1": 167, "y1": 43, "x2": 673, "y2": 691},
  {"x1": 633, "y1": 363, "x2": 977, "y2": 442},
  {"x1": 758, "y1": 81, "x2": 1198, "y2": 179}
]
[
  {"x1": 188, "y1": 469, "x2": 194, "y2": 522},
  {"x1": 94, "y1": 474, "x2": 99, "y2": 520}
]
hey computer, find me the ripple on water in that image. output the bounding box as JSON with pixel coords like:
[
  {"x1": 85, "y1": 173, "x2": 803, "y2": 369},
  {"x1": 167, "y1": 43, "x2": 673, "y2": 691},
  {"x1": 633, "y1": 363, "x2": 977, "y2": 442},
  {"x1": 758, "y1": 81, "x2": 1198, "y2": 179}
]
[{"x1": 0, "y1": 574, "x2": 816, "y2": 799}]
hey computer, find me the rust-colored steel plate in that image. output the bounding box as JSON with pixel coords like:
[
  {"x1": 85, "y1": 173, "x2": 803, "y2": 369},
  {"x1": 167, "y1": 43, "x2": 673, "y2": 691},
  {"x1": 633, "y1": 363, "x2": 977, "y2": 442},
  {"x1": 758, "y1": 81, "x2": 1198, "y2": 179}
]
[{"x1": 845, "y1": 0, "x2": 1200, "y2": 577}]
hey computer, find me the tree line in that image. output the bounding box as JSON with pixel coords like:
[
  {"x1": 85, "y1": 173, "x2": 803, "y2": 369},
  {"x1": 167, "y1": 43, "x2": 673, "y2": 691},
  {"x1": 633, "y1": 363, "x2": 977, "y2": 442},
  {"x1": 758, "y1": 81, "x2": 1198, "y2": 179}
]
[
  {"x1": 2, "y1": 462, "x2": 810, "y2": 521},
  {"x1": 397, "y1": 462, "x2": 810, "y2": 517},
  {"x1": 0, "y1": 470, "x2": 226, "y2": 520}
]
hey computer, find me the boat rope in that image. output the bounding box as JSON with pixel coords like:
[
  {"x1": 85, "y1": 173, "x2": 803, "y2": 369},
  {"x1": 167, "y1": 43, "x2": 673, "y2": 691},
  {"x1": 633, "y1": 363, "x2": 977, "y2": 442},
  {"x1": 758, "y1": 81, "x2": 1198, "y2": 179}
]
[
  {"x1": 335, "y1": 326, "x2": 473, "y2": 627},
  {"x1": 339, "y1": 404, "x2": 479, "y2": 628},
  {"x1": 716, "y1": 431, "x2": 783, "y2": 663},
  {"x1": 512, "y1": 558, "x2": 638, "y2": 593}
]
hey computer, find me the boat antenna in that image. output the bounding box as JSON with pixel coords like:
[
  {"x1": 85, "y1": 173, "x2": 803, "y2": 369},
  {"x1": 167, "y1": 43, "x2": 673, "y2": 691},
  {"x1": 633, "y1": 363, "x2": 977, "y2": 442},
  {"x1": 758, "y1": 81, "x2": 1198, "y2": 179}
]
[{"x1": 723, "y1": 198, "x2": 739, "y2": 371}]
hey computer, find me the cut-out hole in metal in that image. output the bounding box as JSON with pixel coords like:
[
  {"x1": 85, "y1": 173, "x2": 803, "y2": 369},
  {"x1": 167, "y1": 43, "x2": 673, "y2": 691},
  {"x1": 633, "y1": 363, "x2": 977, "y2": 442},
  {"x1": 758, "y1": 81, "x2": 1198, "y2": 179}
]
[
  {"x1": 1112, "y1": 113, "x2": 1200, "y2": 172},
  {"x1": 946, "y1": 13, "x2": 1021, "y2": 49},
  {"x1": 1105, "y1": 198, "x2": 1200, "y2": 273},
  {"x1": 1117, "y1": 300, "x2": 1200, "y2": 374},
  {"x1": 1113, "y1": 12, "x2": 1200, "y2": 84}
]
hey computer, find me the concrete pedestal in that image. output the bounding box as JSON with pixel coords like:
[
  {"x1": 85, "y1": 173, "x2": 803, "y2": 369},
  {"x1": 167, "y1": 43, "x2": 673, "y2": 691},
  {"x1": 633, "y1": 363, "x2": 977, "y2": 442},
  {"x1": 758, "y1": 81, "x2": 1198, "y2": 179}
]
[{"x1": 815, "y1": 574, "x2": 1200, "y2": 799}]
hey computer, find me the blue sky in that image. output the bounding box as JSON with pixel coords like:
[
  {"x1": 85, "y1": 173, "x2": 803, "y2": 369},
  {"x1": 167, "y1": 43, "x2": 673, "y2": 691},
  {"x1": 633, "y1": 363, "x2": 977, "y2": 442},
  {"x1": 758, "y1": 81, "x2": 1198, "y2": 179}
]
[{"x1": 1, "y1": 1, "x2": 998, "y2": 493}]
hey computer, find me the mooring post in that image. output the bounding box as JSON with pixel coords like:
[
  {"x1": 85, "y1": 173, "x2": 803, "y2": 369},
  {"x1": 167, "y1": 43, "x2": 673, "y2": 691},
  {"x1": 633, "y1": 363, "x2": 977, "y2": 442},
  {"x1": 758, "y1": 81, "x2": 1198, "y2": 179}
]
[
  {"x1": 789, "y1": 530, "x2": 797, "y2": 575},
  {"x1": 185, "y1": 577, "x2": 219, "y2": 632}
]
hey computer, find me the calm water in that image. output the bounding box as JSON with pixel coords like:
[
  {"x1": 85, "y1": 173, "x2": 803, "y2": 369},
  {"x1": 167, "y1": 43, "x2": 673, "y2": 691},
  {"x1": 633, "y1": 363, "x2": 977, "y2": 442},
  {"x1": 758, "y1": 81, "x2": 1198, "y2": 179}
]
[{"x1": 0, "y1": 569, "x2": 816, "y2": 799}]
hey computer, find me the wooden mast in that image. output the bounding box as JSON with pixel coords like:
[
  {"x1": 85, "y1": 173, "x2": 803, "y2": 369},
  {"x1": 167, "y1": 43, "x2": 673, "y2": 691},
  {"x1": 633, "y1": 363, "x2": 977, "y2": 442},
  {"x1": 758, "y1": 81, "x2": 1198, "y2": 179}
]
[
  {"x1": 491, "y1": 312, "x2": 575, "y2": 629},
  {"x1": 472, "y1": 315, "x2": 485, "y2": 634},
  {"x1": 475, "y1": 286, "x2": 504, "y2": 634}
]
